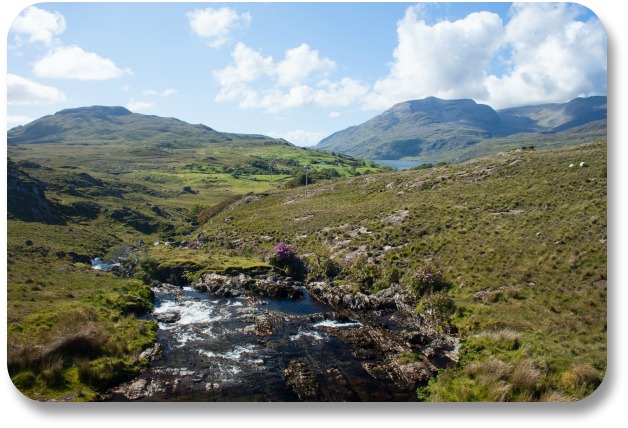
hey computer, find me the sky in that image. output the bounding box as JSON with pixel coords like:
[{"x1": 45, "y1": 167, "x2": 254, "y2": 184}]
[
  {"x1": 1, "y1": 1, "x2": 627, "y2": 425},
  {"x1": 4, "y1": 1, "x2": 608, "y2": 147}
]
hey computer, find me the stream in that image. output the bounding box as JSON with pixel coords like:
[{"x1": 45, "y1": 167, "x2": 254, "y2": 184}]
[{"x1": 106, "y1": 282, "x2": 425, "y2": 402}]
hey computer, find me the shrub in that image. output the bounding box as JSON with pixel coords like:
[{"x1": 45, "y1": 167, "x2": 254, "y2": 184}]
[
  {"x1": 267, "y1": 242, "x2": 306, "y2": 281},
  {"x1": 342, "y1": 255, "x2": 381, "y2": 292},
  {"x1": 417, "y1": 291, "x2": 456, "y2": 326},
  {"x1": 306, "y1": 255, "x2": 340, "y2": 281},
  {"x1": 135, "y1": 258, "x2": 159, "y2": 284},
  {"x1": 406, "y1": 268, "x2": 449, "y2": 296}
]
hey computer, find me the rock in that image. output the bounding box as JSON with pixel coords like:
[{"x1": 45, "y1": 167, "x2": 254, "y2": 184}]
[
  {"x1": 139, "y1": 343, "x2": 163, "y2": 361},
  {"x1": 284, "y1": 359, "x2": 322, "y2": 401},
  {"x1": 155, "y1": 311, "x2": 181, "y2": 323}
]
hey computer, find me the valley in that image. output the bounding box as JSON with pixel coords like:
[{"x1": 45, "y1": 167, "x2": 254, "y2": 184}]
[{"x1": 6, "y1": 105, "x2": 606, "y2": 402}]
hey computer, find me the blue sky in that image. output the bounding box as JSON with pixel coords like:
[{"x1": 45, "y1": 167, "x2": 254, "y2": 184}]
[{"x1": 5, "y1": 1, "x2": 607, "y2": 146}]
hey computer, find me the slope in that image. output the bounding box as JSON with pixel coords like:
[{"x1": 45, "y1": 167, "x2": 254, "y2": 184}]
[{"x1": 316, "y1": 96, "x2": 607, "y2": 162}]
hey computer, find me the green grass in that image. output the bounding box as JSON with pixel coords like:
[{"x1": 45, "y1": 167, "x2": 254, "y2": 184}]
[
  {"x1": 7, "y1": 134, "x2": 606, "y2": 401},
  {"x1": 6, "y1": 226, "x2": 158, "y2": 401},
  {"x1": 193, "y1": 140, "x2": 607, "y2": 401}
]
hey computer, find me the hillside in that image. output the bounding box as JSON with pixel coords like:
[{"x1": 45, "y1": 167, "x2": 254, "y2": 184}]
[
  {"x1": 194, "y1": 140, "x2": 607, "y2": 401},
  {"x1": 6, "y1": 107, "x2": 389, "y2": 401},
  {"x1": 6, "y1": 104, "x2": 606, "y2": 402},
  {"x1": 316, "y1": 96, "x2": 607, "y2": 162}
]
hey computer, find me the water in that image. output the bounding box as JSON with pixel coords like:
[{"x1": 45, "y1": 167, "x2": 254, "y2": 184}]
[
  {"x1": 107, "y1": 283, "x2": 419, "y2": 402},
  {"x1": 371, "y1": 159, "x2": 430, "y2": 170}
]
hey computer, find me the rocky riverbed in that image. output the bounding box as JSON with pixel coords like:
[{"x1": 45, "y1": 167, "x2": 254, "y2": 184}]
[{"x1": 105, "y1": 273, "x2": 459, "y2": 402}]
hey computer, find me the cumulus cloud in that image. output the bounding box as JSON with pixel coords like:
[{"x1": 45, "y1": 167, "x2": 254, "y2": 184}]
[
  {"x1": 363, "y1": 3, "x2": 606, "y2": 110},
  {"x1": 187, "y1": 7, "x2": 251, "y2": 48},
  {"x1": 276, "y1": 43, "x2": 336, "y2": 86},
  {"x1": 214, "y1": 43, "x2": 368, "y2": 112},
  {"x1": 364, "y1": 6, "x2": 504, "y2": 110},
  {"x1": 125, "y1": 99, "x2": 154, "y2": 112},
  {"x1": 267, "y1": 130, "x2": 327, "y2": 147},
  {"x1": 10, "y1": 6, "x2": 66, "y2": 45},
  {"x1": 143, "y1": 88, "x2": 178, "y2": 97},
  {"x1": 33, "y1": 46, "x2": 129, "y2": 80},
  {"x1": 485, "y1": 3, "x2": 607, "y2": 108},
  {"x1": 7, "y1": 74, "x2": 66, "y2": 105}
]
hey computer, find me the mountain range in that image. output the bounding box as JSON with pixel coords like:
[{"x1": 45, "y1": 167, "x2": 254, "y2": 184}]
[
  {"x1": 316, "y1": 96, "x2": 607, "y2": 162},
  {"x1": 7, "y1": 105, "x2": 270, "y2": 147}
]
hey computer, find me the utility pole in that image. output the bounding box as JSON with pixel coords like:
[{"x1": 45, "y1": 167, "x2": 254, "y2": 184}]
[
  {"x1": 305, "y1": 165, "x2": 311, "y2": 198},
  {"x1": 269, "y1": 165, "x2": 274, "y2": 189}
]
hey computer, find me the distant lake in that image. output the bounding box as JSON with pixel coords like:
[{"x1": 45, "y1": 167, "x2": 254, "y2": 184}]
[{"x1": 371, "y1": 159, "x2": 431, "y2": 170}]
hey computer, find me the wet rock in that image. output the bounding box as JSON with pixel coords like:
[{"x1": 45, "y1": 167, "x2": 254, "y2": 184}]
[
  {"x1": 249, "y1": 276, "x2": 303, "y2": 299},
  {"x1": 140, "y1": 343, "x2": 163, "y2": 361},
  {"x1": 306, "y1": 282, "x2": 413, "y2": 313},
  {"x1": 156, "y1": 311, "x2": 181, "y2": 323},
  {"x1": 284, "y1": 359, "x2": 322, "y2": 401},
  {"x1": 194, "y1": 273, "x2": 303, "y2": 300}
]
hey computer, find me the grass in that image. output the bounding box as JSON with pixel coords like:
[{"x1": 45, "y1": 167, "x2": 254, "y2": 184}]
[
  {"x1": 7, "y1": 134, "x2": 386, "y2": 400},
  {"x1": 192, "y1": 140, "x2": 607, "y2": 401},
  {"x1": 7, "y1": 132, "x2": 606, "y2": 401}
]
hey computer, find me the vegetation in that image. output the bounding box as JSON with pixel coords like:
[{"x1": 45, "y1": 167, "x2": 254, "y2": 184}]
[
  {"x1": 6, "y1": 105, "x2": 606, "y2": 401},
  {"x1": 6, "y1": 109, "x2": 387, "y2": 400},
  {"x1": 194, "y1": 140, "x2": 607, "y2": 401}
]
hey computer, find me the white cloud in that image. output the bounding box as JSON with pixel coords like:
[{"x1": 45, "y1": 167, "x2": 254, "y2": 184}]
[
  {"x1": 187, "y1": 7, "x2": 251, "y2": 48},
  {"x1": 329, "y1": 111, "x2": 341, "y2": 118},
  {"x1": 267, "y1": 130, "x2": 327, "y2": 147},
  {"x1": 485, "y1": 3, "x2": 607, "y2": 108},
  {"x1": 364, "y1": 6, "x2": 504, "y2": 110},
  {"x1": 33, "y1": 46, "x2": 129, "y2": 80},
  {"x1": 363, "y1": 3, "x2": 606, "y2": 110},
  {"x1": 7, "y1": 74, "x2": 66, "y2": 105},
  {"x1": 10, "y1": 6, "x2": 66, "y2": 45},
  {"x1": 125, "y1": 99, "x2": 153, "y2": 112},
  {"x1": 214, "y1": 43, "x2": 368, "y2": 112},
  {"x1": 213, "y1": 4, "x2": 606, "y2": 114},
  {"x1": 7, "y1": 115, "x2": 36, "y2": 128},
  {"x1": 143, "y1": 88, "x2": 178, "y2": 97},
  {"x1": 276, "y1": 43, "x2": 336, "y2": 86}
]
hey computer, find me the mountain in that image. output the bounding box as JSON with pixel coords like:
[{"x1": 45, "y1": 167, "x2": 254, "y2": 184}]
[
  {"x1": 7, "y1": 105, "x2": 268, "y2": 147},
  {"x1": 316, "y1": 96, "x2": 607, "y2": 162}
]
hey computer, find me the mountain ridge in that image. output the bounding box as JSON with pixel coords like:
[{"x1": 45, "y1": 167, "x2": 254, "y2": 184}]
[
  {"x1": 7, "y1": 105, "x2": 272, "y2": 147},
  {"x1": 316, "y1": 96, "x2": 607, "y2": 162}
]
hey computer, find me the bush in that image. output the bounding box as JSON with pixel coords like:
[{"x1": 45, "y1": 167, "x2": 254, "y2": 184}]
[
  {"x1": 306, "y1": 255, "x2": 340, "y2": 281},
  {"x1": 406, "y1": 268, "x2": 449, "y2": 296},
  {"x1": 267, "y1": 242, "x2": 306, "y2": 281},
  {"x1": 342, "y1": 255, "x2": 381, "y2": 292},
  {"x1": 417, "y1": 291, "x2": 456, "y2": 326}
]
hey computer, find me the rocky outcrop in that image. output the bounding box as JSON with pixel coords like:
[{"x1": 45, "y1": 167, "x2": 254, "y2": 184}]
[
  {"x1": 193, "y1": 273, "x2": 303, "y2": 299},
  {"x1": 306, "y1": 282, "x2": 415, "y2": 313},
  {"x1": 7, "y1": 159, "x2": 63, "y2": 224}
]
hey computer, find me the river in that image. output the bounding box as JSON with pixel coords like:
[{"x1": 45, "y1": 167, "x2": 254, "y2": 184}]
[{"x1": 105, "y1": 281, "x2": 427, "y2": 402}]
